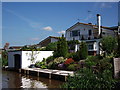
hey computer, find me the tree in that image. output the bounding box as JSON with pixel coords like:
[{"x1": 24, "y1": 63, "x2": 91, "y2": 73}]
[
  {"x1": 53, "y1": 34, "x2": 68, "y2": 57},
  {"x1": 4, "y1": 43, "x2": 9, "y2": 50},
  {"x1": 78, "y1": 42, "x2": 88, "y2": 60},
  {"x1": 100, "y1": 36, "x2": 117, "y2": 56},
  {"x1": 46, "y1": 42, "x2": 57, "y2": 51}
]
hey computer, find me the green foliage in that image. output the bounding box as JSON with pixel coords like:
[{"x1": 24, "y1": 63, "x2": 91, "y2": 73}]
[
  {"x1": 46, "y1": 56, "x2": 54, "y2": 64},
  {"x1": 115, "y1": 35, "x2": 120, "y2": 57},
  {"x1": 53, "y1": 34, "x2": 68, "y2": 57},
  {"x1": 67, "y1": 40, "x2": 80, "y2": 50},
  {"x1": 100, "y1": 36, "x2": 117, "y2": 56},
  {"x1": 21, "y1": 45, "x2": 38, "y2": 51},
  {"x1": 47, "y1": 57, "x2": 66, "y2": 69},
  {"x1": 78, "y1": 42, "x2": 88, "y2": 60},
  {"x1": 2, "y1": 51, "x2": 8, "y2": 66},
  {"x1": 35, "y1": 58, "x2": 47, "y2": 69},
  {"x1": 67, "y1": 64, "x2": 78, "y2": 71},
  {"x1": 66, "y1": 53, "x2": 80, "y2": 61},
  {"x1": 53, "y1": 57, "x2": 66, "y2": 64},
  {"x1": 61, "y1": 68, "x2": 116, "y2": 89},
  {"x1": 85, "y1": 55, "x2": 103, "y2": 68},
  {"x1": 45, "y1": 42, "x2": 57, "y2": 51}
]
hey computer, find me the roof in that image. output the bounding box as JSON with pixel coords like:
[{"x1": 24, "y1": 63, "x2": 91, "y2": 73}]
[
  {"x1": 39, "y1": 36, "x2": 59, "y2": 44},
  {"x1": 66, "y1": 22, "x2": 116, "y2": 31},
  {"x1": 9, "y1": 46, "x2": 22, "y2": 49}
]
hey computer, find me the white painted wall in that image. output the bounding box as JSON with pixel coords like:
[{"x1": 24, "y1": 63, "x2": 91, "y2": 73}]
[
  {"x1": 66, "y1": 24, "x2": 94, "y2": 41},
  {"x1": 8, "y1": 51, "x2": 53, "y2": 68}
]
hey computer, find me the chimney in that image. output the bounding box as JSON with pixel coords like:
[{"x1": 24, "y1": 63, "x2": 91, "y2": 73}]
[{"x1": 97, "y1": 14, "x2": 101, "y2": 36}]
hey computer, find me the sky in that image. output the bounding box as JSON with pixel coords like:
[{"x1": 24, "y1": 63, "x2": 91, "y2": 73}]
[{"x1": 2, "y1": 2, "x2": 118, "y2": 47}]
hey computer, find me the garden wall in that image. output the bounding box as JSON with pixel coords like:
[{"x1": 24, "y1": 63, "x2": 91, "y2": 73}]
[{"x1": 113, "y1": 58, "x2": 120, "y2": 78}]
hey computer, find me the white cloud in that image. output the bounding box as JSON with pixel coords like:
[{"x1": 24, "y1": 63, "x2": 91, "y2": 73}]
[
  {"x1": 57, "y1": 30, "x2": 65, "y2": 34},
  {"x1": 100, "y1": 3, "x2": 112, "y2": 8},
  {"x1": 30, "y1": 38, "x2": 39, "y2": 41},
  {"x1": 43, "y1": 26, "x2": 53, "y2": 31}
]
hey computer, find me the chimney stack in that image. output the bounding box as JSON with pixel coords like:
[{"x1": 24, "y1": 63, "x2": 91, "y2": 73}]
[{"x1": 97, "y1": 14, "x2": 101, "y2": 36}]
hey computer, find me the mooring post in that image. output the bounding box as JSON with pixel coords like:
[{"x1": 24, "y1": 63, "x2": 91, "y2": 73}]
[
  {"x1": 37, "y1": 71, "x2": 39, "y2": 77},
  {"x1": 19, "y1": 69, "x2": 21, "y2": 73},
  {"x1": 65, "y1": 76, "x2": 67, "y2": 82},
  {"x1": 49, "y1": 73, "x2": 51, "y2": 79},
  {"x1": 27, "y1": 70, "x2": 29, "y2": 75}
]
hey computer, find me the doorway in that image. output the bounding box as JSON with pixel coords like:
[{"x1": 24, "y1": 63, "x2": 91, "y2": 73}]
[{"x1": 14, "y1": 54, "x2": 21, "y2": 69}]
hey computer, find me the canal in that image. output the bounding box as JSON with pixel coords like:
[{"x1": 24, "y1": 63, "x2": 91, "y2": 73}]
[{"x1": 2, "y1": 70, "x2": 64, "y2": 88}]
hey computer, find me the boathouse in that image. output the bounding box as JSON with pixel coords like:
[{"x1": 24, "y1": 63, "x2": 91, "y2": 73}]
[{"x1": 8, "y1": 51, "x2": 53, "y2": 69}]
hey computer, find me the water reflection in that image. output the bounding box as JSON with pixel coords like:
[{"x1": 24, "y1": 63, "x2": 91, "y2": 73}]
[{"x1": 2, "y1": 70, "x2": 64, "y2": 88}]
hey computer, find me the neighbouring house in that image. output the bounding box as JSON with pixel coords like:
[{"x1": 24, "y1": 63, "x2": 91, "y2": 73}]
[
  {"x1": 9, "y1": 46, "x2": 23, "y2": 51},
  {"x1": 65, "y1": 14, "x2": 118, "y2": 55},
  {"x1": 37, "y1": 36, "x2": 59, "y2": 47},
  {"x1": 8, "y1": 51, "x2": 53, "y2": 69}
]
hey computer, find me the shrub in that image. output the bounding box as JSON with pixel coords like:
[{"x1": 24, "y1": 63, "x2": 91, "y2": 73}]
[
  {"x1": 58, "y1": 63, "x2": 65, "y2": 69},
  {"x1": 78, "y1": 42, "x2": 88, "y2": 60},
  {"x1": 46, "y1": 56, "x2": 54, "y2": 64},
  {"x1": 2, "y1": 51, "x2": 8, "y2": 66},
  {"x1": 47, "y1": 57, "x2": 66, "y2": 69},
  {"x1": 54, "y1": 57, "x2": 66, "y2": 64},
  {"x1": 61, "y1": 68, "x2": 116, "y2": 88},
  {"x1": 47, "y1": 62, "x2": 56, "y2": 69},
  {"x1": 67, "y1": 64, "x2": 78, "y2": 71},
  {"x1": 64, "y1": 58, "x2": 74, "y2": 65},
  {"x1": 100, "y1": 36, "x2": 117, "y2": 56},
  {"x1": 66, "y1": 52, "x2": 80, "y2": 61},
  {"x1": 35, "y1": 58, "x2": 47, "y2": 69}
]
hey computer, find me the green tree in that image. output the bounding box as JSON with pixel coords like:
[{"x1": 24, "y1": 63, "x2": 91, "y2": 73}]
[
  {"x1": 100, "y1": 36, "x2": 117, "y2": 56},
  {"x1": 46, "y1": 42, "x2": 57, "y2": 51},
  {"x1": 54, "y1": 34, "x2": 68, "y2": 57},
  {"x1": 78, "y1": 42, "x2": 88, "y2": 60},
  {"x1": 2, "y1": 50, "x2": 8, "y2": 66}
]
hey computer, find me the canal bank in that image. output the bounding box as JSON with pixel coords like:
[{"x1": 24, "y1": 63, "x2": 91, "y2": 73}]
[{"x1": 2, "y1": 70, "x2": 64, "y2": 88}]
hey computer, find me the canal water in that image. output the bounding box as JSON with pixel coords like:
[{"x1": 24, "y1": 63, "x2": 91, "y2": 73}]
[{"x1": 2, "y1": 70, "x2": 64, "y2": 88}]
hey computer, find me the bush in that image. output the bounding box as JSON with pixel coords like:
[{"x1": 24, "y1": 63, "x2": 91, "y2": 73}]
[
  {"x1": 2, "y1": 51, "x2": 8, "y2": 66},
  {"x1": 61, "y1": 68, "x2": 116, "y2": 88},
  {"x1": 67, "y1": 64, "x2": 78, "y2": 71},
  {"x1": 78, "y1": 42, "x2": 88, "y2": 60},
  {"x1": 35, "y1": 58, "x2": 47, "y2": 69},
  {"x1": 64, "y1": 58, "x2": 74, "y2": 65},
  {"x1": 46, "y1": 56, "x2": 54, "y2": 64},
  {"x1": 47, "y1": 57, "x2": 66, "y2": 69},
  {"x1": 66, "y1": 53, "x2": 80, "y2": 61}
]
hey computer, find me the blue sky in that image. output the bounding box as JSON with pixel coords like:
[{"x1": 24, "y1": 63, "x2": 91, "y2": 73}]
[{"x1": 2, "y1": 2, "x2": 118, "y2": 47}]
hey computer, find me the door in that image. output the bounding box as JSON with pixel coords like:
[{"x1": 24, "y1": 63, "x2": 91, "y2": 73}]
[{"x1": 14, "y1": 54, "x2": 21, "y2": 69}]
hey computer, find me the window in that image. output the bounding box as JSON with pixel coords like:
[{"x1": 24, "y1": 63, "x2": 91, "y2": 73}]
[
  {"x1": 72, "y1": 30, "x2": 79, "y2": 36},
  {"x1": 88, "y1": 30, "x2": 92, "y2": 36},
  {"x1": 88, "y1": 44, "x2": 94, "y2": 50}
]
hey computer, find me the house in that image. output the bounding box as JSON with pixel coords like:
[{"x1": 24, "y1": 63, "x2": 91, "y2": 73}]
[
  {"x1": 9, "y1": 46, "x2": 23, "y2": 51},
  {"x1": 8, "y1": 51, "x2": 53, "y2": 69},
  {"x1": 65, "y1": 14, "x2": 117, "y2": 55},
  {"x1": 38, "y1": 36, "x2": 59, "y2": 47}
]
